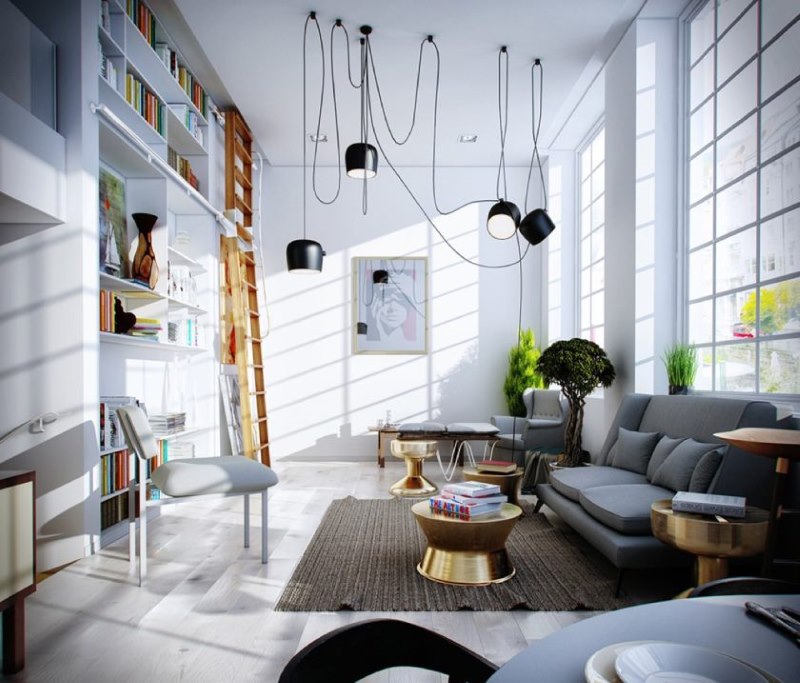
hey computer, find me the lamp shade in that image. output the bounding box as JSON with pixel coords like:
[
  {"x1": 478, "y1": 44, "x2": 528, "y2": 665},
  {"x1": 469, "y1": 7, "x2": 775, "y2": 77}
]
[
  {"x1": 345, "y1": 142, "x2": 378, "y2": 178},
  {"x1": 487, "y1": 200, "x2": 520, "y2": 240},
  {"x1": 519, "y1": 208, "x2": 556, "y2": 246},
  {"x1": 286, "y1": 239, "x2": 324, "y2": 273}
]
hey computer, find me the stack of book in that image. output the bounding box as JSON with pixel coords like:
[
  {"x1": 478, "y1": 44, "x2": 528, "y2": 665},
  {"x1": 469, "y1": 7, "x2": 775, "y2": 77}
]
[
  {"x1": 475, "y1": 459, "x2": 517, "y2": 474},
  {"x1": 131, "y1": 317, "x2": 162, "y2": 340},
  {"x1": 672, "y1": 491, "x2": 746, "y2": 518},
  {"x1": 429, "y1": 481, "x2": 507, "y2": 520},
  {"x1": 167, "y1": 146, "x2": 199, "y2": 190},
  {"x1": 148, "y1": 412, "x2": 186, "y2": 436}
]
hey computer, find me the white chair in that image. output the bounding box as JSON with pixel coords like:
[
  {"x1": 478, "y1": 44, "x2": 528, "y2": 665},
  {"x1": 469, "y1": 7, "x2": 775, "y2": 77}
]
[{"x1": 116, "y1": 406, "x2": 278, "y2": 585}]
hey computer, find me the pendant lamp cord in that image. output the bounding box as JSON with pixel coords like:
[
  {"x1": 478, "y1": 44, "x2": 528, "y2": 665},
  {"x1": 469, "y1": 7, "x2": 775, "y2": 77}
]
[
  {"x1": 361, "y1": 37, "x2": 369, "y2": 215},
  {"x1": 302, "y1": 14, "x2": 310, "y2": 240},
  {"x1": 495, "y1": 46, "x2": 510, "y2": 201},
  {"x1": 524, "y1": 59, "x2": 546, "y2": 214}
]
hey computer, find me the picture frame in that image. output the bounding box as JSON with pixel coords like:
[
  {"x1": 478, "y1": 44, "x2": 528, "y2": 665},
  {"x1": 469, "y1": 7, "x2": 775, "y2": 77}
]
[
  {"x1": 98, "y1": 164, "x2": 128, "y2": 277},
  {"x1": 352, "y1": 257, "x2": 428, "y2": 354},
  {"x1": 219, "y1": 373, "x2": 245, "y2": 456}
]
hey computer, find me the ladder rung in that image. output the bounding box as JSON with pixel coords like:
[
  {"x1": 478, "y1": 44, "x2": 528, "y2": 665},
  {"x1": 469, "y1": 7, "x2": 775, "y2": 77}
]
[
  {"x1": 242, "y1": 252, "x2": 256, "y2": 265},
  {"x1": 234, "y1": 138, "x2": 252, "y2": 163},
  {"x1": 235, "y1": 195, "x2": 253, "y2": 215},
  {"x1": 236, "y1": 225, "x2": 253, "y2": 243},
  {"x1": 245, "y1": 282, "x2": 257, "y2": 291},
  {"x1": 234, "y1": 167, "x2": 253, "y2": 190},
  {"x1": 249, "y1": 311, "x2": 260, "y2": 318},
  {"x1": 255, "y1": 417, "x2": 269, "y2": 424},
  {"x1": 249, "y1": 391, "x2": 266, "y2": 396}
]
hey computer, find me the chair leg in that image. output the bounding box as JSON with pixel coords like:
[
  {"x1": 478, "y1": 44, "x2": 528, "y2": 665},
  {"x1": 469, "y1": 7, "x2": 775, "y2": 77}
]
[
  {"x1": 533, "y1": 498, "x2": 544, "y2": 514},
  {"x1": 139, "y1": 478, "x2": 147, "y2": 586},
  {"x1": 614, "y1": 568, "x2": 626, "y2": 597},
  {"x1": 128, "y1": 454, "x2": 136, "y2": 566},
  {"x1": 261, "y1": 489, "x2": 269, "y2": 564},
  {"x1": 243, "y1": 494, "x2": 250, "y2": 548}
]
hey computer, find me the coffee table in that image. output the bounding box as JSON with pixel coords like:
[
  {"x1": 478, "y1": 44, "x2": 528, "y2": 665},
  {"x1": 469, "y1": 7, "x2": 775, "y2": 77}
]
[
  {"x1": 651, "y1": 498, "x2": 768, "y2": 589},
  {"x1": 411, "y1": 501, "x2": 522, "y2": 585}
]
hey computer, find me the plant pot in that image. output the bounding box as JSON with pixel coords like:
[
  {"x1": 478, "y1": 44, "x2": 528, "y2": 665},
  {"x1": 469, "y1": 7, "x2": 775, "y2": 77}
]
[
  {"x1": 669, "y1": 385, "x2": 689, "y2": 395},
  {"x1": 131, "y1": 213, "x2": 159, "y2": 289}
]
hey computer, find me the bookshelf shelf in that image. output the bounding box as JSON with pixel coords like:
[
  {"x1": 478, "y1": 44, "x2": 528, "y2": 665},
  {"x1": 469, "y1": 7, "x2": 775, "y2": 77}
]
[
  {"x1": 168, "y1": 246, "x2": 206, "y2": 273},
  {"x1": 167, "y1": 297, "x2": 206, "y2": 316},
  {"x1": 166, "y1": 107, "x2": 206, "y2": 156},
  {"x1": 100, "y1": 445, "x2": 128, "y2": 456},
  {"x1": 100, "y1": 271, "x2": 162, "y2": 297},
  {"x1": 99, "y1": 331, "x2": 206, "y2": 353},
  {"x1": 98, "y1": 25, "x2": 124, "y2": 59}
]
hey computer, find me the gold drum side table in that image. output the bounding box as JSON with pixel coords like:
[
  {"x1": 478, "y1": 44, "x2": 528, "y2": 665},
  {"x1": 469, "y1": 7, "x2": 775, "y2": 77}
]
[
  {"x1": 411, "y1": 501, "x2": 522, "y2": 585},
  {"x1": 651, "y1": 499, "x2": 769, "y2": 587},
  {"x1": 389, "y1": 440, "x2": 438, "y2": 497}
]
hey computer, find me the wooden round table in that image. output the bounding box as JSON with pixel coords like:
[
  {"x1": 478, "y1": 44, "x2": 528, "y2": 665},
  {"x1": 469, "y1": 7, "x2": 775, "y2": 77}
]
[{"x1": 650, "y1": 499, "x2": 768, "y2": 587}]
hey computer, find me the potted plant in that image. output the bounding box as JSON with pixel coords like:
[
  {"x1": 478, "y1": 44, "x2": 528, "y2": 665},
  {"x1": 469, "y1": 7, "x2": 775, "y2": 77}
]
[
  {"x1": 536, "y1": 338, "x2": 615, "y2": 467},
  {"x1": 662, "y1": 343, "x2": 698, "y2": 395},
  {"x1": 503, "y1": 328, "x2": 544, "y2": 417}
]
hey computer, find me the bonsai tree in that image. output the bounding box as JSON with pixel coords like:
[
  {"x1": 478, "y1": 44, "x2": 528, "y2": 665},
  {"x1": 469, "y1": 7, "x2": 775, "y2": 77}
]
[
  {"x1": 536, "y1": 338, "x2": 615, "y2": 466},
  {"x1": 503, "y1": 328, "x2": 544, "y2": 416},
  {"x1": 662, "y1": 343, "x2": 698, "y2": 395}
]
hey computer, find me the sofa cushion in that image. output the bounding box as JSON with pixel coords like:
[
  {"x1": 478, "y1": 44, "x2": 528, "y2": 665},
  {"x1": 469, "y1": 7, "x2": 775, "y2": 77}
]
[
  {"x1": 689, "y1": 448, "x2": 725, "y2": 492},
  {"x1": 579, "y1": 484, "x2": 674, "y2": 535},
  {"x1": 651, "y1": 438, "x2": 722, "y2": 491},
  {"x1": 446, "y1": 422, "x2": 499, "y2": 434},
  {"x1": 611, "y1": 427, "x2": 661, "y2": 474},
  {"x1": 151, "y1": 456, "x2": 278, "y2": 497},
  {"x1": 646, "y1": 435, "x2": 686, "y2": 481},
  {"x1": 397, "y1": 421, "x2": 445, "y2": 434},
  {"x1": 549, "y1": 465, "x2": 648, "y2": 502},
  {"x1": 532, "y1": 390, "x2": 562, "y2": 419}
]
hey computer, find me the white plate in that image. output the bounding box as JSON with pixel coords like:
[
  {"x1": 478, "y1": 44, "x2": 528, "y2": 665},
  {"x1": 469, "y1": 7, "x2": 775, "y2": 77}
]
[
  {"x1": 585, "y1": 640, "x2": 656, "y2": 682},
  {"x1": 615, "y1": 643, "x2": 769, "y2": 683}
]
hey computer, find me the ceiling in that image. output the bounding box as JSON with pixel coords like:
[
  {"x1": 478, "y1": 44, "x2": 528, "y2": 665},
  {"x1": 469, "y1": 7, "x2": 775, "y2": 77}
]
[{"x1": 169, "y1": 0, "x2": 685, "y2": 167}]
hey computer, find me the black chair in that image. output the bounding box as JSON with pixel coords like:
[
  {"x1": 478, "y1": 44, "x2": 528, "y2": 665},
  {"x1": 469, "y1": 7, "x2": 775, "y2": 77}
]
[
  {"x1": 688, "y1": 576, "x2": 800, "y2": 598},
  {"x1": 279, "y1": 618, "x2": 498, "y2": 683}
]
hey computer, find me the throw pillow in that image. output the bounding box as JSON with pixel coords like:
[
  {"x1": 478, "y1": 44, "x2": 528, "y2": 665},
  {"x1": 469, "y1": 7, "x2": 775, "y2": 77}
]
[
  {"x1": 646, "y1": 435, "x2": 686, "y2": 481},
  {"x1": 611, "y1": 427, "x2": 661, "y2": 474},
  {"x1": 688, "y1": 447, "x2": 725, "y2": 492},
  {"x1": 652, "y1": 438, "x2": 721, "y2": 492}
]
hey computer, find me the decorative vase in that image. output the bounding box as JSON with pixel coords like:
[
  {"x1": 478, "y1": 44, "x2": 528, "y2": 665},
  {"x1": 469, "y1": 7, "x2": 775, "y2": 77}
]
[
  {"x1": 669, "y1": 385, "x2": 689, "y2": 395},
  {"x1": 131, "y1": 213, "x2": 159, "y2": 289}
]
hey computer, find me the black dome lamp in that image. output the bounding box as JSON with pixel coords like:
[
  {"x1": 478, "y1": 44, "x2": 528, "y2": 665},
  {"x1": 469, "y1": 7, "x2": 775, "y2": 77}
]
[
  {"x1": 519, "y1": 208, "x2": 555, "y2": 246},
  {"x1": 346, "y1": 28, "x2": 378, "y2": 179},
  {"x1": 487, "y1": 200, "x2": 520, "y2": 240}
]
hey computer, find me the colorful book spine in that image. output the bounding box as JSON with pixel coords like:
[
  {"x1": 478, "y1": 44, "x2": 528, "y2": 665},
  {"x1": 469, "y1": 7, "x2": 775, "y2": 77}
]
[{"x1": 429, "y1": 496, "x2": 501, "y2": 520}]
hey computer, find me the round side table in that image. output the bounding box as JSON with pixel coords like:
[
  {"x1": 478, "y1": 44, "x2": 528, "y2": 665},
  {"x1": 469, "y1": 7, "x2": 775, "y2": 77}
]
[
  {"x1": 462, "y1": 467, "x2": 524, "y2": 509},
  {"x1": 389, "y1": 440, "x2": 438, "y2": 497},
  {"x1": 650, "y1": 499, "x2": 768, "y2": 588}
]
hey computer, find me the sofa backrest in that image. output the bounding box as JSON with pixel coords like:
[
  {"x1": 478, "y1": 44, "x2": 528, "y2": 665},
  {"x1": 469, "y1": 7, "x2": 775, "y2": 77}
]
[{"x1": 598, "y1": 394, "x2": 779, "y2": 508}]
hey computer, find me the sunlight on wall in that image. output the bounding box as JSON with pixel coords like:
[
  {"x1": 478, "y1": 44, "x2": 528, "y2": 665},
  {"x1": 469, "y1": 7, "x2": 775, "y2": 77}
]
[{"x1": 547, "y1": 164, "x2": 564, "y2": 343}]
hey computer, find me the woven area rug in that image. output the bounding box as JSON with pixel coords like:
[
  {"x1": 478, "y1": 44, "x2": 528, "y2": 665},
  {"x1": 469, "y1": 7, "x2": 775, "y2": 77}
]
[{"x1": 276, "y1": 497, "x2": 630, "y2": 612}]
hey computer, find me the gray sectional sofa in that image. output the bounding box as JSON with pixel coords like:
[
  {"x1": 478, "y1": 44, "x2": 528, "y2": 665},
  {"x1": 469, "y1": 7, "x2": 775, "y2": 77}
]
[{"x1": 535, "y1": 394, "x2": 781, "y2": 588}]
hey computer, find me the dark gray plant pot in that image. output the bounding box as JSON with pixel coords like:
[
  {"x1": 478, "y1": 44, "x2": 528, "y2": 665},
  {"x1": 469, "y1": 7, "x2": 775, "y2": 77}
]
[{"x1": 668, "y1": 385, "x2": 689, "y2": 395}]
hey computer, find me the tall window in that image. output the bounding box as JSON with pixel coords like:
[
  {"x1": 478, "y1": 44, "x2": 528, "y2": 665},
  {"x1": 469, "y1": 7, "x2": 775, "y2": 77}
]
[
  {"x1": 579, "y1": 126, "x2": 605, "y2": 346},
  {"x1": 685, "y1": 0, "x2": 800, "y2": 395}
]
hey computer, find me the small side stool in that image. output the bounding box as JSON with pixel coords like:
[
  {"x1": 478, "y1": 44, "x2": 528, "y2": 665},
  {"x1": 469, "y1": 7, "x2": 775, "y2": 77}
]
[{"x1": 390, "y1": 440, "x2": 438, "y2": 497}]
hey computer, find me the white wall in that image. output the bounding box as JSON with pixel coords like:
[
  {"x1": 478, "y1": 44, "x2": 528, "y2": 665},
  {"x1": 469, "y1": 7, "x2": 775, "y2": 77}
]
[{"x1": 261, "y1": 165, "x2": 544, "y2": 460}]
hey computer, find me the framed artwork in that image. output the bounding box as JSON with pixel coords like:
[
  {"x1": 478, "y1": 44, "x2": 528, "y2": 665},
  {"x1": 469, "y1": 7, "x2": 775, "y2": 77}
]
[
  {"x1": 219, "y1": 373, "x2": 244, "y2": 456},
  {"x1": 99, "y1": 165, "x2": 128, "y2": 277},
  {"x1": 353, "y1": 257, "x2": 428, "y2": 354}
]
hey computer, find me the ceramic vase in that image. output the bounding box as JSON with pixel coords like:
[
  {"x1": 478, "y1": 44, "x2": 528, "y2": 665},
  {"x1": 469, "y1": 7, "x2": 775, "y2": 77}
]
[{"x1": 131, "y1": 213, "x2": 159, "y2": 289}]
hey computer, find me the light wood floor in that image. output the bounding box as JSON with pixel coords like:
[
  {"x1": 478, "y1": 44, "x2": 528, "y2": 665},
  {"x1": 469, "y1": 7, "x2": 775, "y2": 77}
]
[{"x1": 14, "y1": 460, "x2": 680, "y2": 682}]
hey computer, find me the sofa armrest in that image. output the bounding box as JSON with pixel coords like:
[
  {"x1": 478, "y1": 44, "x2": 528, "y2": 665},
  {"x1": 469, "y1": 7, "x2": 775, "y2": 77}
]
[{"x1": 490, "y1": 415, "x2": 523, "y2": 434}]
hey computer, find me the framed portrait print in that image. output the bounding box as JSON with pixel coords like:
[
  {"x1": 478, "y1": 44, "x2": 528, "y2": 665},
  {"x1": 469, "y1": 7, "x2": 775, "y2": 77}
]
[{"x1": 353, "y1": 257, "x2": 428, "y2": 354}]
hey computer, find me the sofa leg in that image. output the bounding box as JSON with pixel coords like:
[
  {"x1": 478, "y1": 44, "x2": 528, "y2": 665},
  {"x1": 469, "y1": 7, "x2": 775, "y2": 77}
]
[
  {"x1": 533, "y1": 498, "x2": 544, "y2": 514},
  {"x1": 614, "y1": 569, "x2": 626, "y2": 597}
]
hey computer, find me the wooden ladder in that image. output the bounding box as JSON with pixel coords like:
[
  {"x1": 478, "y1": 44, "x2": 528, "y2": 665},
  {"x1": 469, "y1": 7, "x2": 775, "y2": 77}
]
[{"x1": 221, "y1": 109, "x2": 270, "y2": 465}]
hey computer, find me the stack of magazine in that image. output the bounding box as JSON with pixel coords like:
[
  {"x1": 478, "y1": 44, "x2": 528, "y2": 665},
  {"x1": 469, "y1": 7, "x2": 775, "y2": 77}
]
[
  {"x1": 672, "y1": 491, "x2": 746, "y2": 518},
  {"x1": 429, "y1": 481, "x2": 507, "y2": 520}
]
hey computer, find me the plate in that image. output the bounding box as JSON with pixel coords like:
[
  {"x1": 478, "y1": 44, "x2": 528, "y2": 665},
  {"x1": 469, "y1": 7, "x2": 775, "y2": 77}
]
[
  {"x1": 614, "y1": 643, "x2": 769, "y2": 683},
  {"x1": 585, "y1": 640, "x2": 656, "y2": 682}
]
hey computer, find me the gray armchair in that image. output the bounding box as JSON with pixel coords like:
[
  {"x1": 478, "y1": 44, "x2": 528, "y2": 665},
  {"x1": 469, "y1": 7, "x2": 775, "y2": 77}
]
[{"x1": 490, "y1": 388, "x2": 568, "y2": 463}]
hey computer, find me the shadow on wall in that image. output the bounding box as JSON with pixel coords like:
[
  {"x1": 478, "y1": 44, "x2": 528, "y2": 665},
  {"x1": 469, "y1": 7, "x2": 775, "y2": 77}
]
[
  {"x1": 434, "y1": 344, "x2": 487, "y2": 423},
  {"x1": 0, "y1": 421, "x2": 98, "y2": 569},
  {"x1": 277, "y1": 423, "x2": 377, "y2": 462}
]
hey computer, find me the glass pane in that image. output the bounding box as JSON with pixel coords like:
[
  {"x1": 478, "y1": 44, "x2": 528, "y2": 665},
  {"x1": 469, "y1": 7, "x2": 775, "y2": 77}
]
[
  {"x1": 758, "y1": 278, "x2": 800, "y2": 336},
  {"x1": 591, "y1": 130, "x2": 605, "y2": 166},
  {"x1": 760, "y1": 337, "x2": 800, "y2": 393},
  {"x1": 717, "y1": 61, "x2": 756, "y2": 133},
  {"x1": 690, "y1": 146, "x2": 714, "y2": 203},
  {"x1": 581, "y1": 148, "x2": 592, "y2": 180},
  {"x1": 581, "y1": 267, "x2": 590, "y2": 297},
  {"x1": 761, "y1": 19, "x2": 800, "y2": 101},
  {"x1": 581, "y1": 208, "x2": 591, "y2": 237},
  {"x1": 690, "y1": 50, "x2": 716, "y2": 110},
  {"x1": 582, "y1": 179, "x2": 591, "y2": 207},
  {"x1": 689, "y1": 245, "x2": 714, "y2": 300},
  {"x1": 716, "y1": 114, "x2": 757, "y2": 185},
  {"x1": 591, "y1": 291, "x2": 604, "y2": 326},
  {"x1": 717, "y1": 288, "x2": 755, "y2": 341},
  {"x1": 591, "y1": 227, "x2": 605, "y2": 263},
  {"x1": 718, "y1": 0, "x2": 752, "y2": 33},
  {"x1": 689, "y1": 196, "x2": 714, "y2": 248},
  {"x1": 592, "y1": 163, "x2": 605, "y2": 200},
  {"x1": 581, "y1": 296, "x2": 590, "y2": 329},
  {"x1": 581, "y1": 235, "x2": 591, "y2": 267},
  {"x1": 690, "y1": 99, "x2": 714, "y2": 155},
  {"x1": 690, "y1": 2, "x2": 716, "y2": 64},
  {"x1": 695, "y1": 345, "x2": 714, "y2": 390},
  {"x1": 593, "y1": 326, "x2": 604, "y2": 348},
  {"x1": 717, "y1": 4, "x2": 756, "y2": 84},
  {"x1": 761, "y1": 146, "x2": 800, "y2": 218},
  {"x1": 716, "y1": 342, "x2": 756, "y2": 391},
  {"x1": 760, "y1": 207, "x2": 800, "y2": 279},
  {"x1": 717, "y1": 172, "x2": 756, "y2": 236},
  {"x1": 716, "y1": 226, "x2": 756, "y2": 292},
  {"x1": 591, "y1": 195, "x2": 604, "y2": 230},
  {"x1": 761, "y1": 80, "x2": 800, "y2": 160},
  {"x1": 689, "y1": 300, "x2": 713, "y2": 344},
  {"x1": 591, "y1": 261, "x2": 604, "y2": 293},
  {"x1": 762, "y1": 0, "x2": 800, "y2": 45}
]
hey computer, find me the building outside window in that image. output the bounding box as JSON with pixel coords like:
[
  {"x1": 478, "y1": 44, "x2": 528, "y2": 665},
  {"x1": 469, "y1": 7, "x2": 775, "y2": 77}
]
[
  {"x1": 685, "y1": 0, "x2": 800, "y2": 395},
  {"x1": 579, "y1": 125, "x2": 606, "y2": 347}
]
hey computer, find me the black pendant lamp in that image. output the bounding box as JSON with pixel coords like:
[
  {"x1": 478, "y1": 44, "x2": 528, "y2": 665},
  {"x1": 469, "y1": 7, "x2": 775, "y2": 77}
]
[
  {"x1": 487, "y1": 200, "x2": 520, "y2": 240},
  {"x1": 346, "y1": 29, "x2": 378, "y2": 179},
  {"x1": 287, "y1": 12, "x2": 325, "y2": 273},
  {"x1": 519, "y1": 208, "x2": 556, "y2": 246}
]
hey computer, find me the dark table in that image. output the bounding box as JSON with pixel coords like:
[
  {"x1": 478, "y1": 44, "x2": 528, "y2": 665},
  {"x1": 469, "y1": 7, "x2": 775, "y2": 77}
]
[{"x1": 488, "y1": 595, "x2": 800, "y2": 682}]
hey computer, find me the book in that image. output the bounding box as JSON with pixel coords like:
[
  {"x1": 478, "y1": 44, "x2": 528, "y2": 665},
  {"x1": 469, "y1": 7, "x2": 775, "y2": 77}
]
[
  {"x1": 429, "y1": 496, "x2": 502, "y2": 519},
  {"x1": 672, "y1": 491, "x2": 746, "y2": 518},
  {"x1": 475, "y1": 460, "x2": 517, "y2": 474},
  {"x1": 442, "y1": 481, "x2": 501, "y2": 497},
  {"x1": 440, "y1": 491, "x2": 508, "y2": 506}
]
